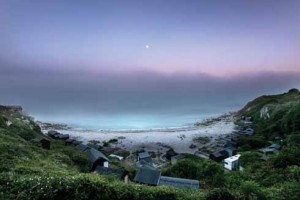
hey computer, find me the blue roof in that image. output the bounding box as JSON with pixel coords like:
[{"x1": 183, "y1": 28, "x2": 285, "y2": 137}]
[
  {"x1": 134, "y1": 168, "x2": 161, "y2": 185},
  {"x1": 268, "y1": 144, "x2": 281, "y2": 150},
  {"x1": 138, "y1": 152, "x2": 150, "y2": 159}
]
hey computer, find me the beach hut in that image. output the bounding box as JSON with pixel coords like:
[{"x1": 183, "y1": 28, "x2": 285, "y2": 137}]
[
  {"x1": 102, "y1": 146, "x2": 115, "y2": 155},
  {"x1": 95, "y1": 166, "x2": 128, "y2": 181},
  {"x1": 72, "y1": 140, "x2": 82, "y2": 146},
  {"x1": 57, "y1": 134, "x2": 69, "y2": 140},
  {"x1": 268, "y1": 143, "x2": 281, "y2": 150},
  {"x1": 47, "y1": 130, "x2": 60, "y2": 138},
  {"x1": 89, "y1": 148, "x2": 110, "y2": 171},
  {"x1": 158, "y1": 176, "x2": 200, "y2": 189},
  {"x1": 32, "y1": 136, "x2": 50, "y2": 150},
  {"x1": 138, "y1": 152, "x2": 151, "y2": 161},
  {"x1": 259, "y1": 148, "x2": 277, "y2": 154},
  {"x1": 244, "y1": 128, "x2": 254, "y2": 136},
  {"x1": 87, "y1": 144, "x2": 102, "y2": 151},
  {"x1": 65, "y1": 138, "x2": 75, "y2": 145},
  {"x1": 224, "y1": 154, "x2": 241, "y2": 170},
  {"x1": 166, "y1": 149, "x2": 178, "y2": 160},
  {"x1": 209, "y1": 150, "x2": 227, "y2": 162},
  {"x1": 134, "y1": 168, "x2": 161, "y2": 186},
  {"x1": 225, "y1": 147, "x2": 237, "y2": 157},
  {"x1": 77, "y1": 144, "x2": 90, "y2": 152}
]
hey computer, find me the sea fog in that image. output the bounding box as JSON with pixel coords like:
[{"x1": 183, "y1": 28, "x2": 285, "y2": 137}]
[{"x1": 1, "y1": 68, "x2": 300, "y2": 130}]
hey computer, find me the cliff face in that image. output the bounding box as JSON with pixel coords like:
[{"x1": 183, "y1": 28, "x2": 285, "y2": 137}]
[{"x1": 237, "y1": 88, "x2": 300, "y2": 138}]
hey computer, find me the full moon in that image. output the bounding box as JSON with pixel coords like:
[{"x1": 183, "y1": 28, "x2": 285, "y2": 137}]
[{"x1": 145, "y1": 45, "x2": 150, "y2": 49}]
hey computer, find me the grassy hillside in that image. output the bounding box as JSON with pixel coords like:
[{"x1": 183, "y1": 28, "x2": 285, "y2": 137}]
[
  {"x1": 237, "y1": 88, "x2": 300, "y2": 139},
  {"x1": 1, "y1": 89, "x2": 300, "y2": 200},
  {"x1": 0, "y1": 107, "x2": 205, "y2": 200}
]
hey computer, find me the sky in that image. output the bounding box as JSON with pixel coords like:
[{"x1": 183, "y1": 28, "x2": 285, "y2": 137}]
[{"x1": 0, "y1": 0, "x2": 300, "y2": 127}]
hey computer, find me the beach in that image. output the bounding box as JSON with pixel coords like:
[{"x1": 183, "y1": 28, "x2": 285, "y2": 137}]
[{"x1": 43, "y1": 115, "x2": 237, "y2": 154}]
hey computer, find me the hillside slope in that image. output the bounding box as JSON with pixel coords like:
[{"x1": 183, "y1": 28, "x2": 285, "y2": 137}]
[
  {"x1": 0, "y1": 106, "x2": 204, "y2": 200},
  {"x1": 237, "y1": 88, "x2": 300, "y2": 139}
]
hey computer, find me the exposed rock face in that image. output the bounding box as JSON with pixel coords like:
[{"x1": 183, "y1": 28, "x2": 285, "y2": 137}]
[{"x1": 260, "y1": 106, "x2": 270, "y2": 119}]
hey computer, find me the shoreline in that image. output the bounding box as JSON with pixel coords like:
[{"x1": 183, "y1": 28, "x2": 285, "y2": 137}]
[{"x1": 42, "y1": 114, "x2": 238, "y2": 154}]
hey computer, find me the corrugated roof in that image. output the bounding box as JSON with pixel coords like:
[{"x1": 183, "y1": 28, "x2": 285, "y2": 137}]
[
  {"x1": 159, "y1": 176, "x2": 199, "y2": 189},
  {"x1": 134, "y1": 168, "x2": 161, "y2": 186},
  {"x1": 138, "y1": 152, "x2": 150, "y2": 159},
  {"x1": 77, "y1": 144, "x2": 90, "y2": 152},
  {"x1": 89, "y1": 148, "x2": 109, "y2": 164}
]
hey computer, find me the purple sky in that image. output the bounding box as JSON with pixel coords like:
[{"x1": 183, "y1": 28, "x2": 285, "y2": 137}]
[
  {"x1": 0, "y1": 0, "x2": 300, "y2": 119},
  {"x1": 1, "y1": 0, "x2": 300, "y2": 76}
]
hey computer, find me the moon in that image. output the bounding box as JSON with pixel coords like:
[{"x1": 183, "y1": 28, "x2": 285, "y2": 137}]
[{"x1": 145, "y1": 45, "x2": 150, "y2": 49}]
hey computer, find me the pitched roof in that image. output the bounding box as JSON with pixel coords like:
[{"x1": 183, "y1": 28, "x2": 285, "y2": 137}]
[
  {"x1": 95, "y1": 166, "x2": 125, "y2": 180},
  {"x1": 87, "y1": 144, "x2": 102, "y2": 150},
  {"x1": 134, "y1": 168, "x2": 161, "y2": 185},
  {"x1": 89, "y1": 148, "x2": 109, "y2": 164},
  {"x1": 268, "y1": 144, "x2": 281, "y2": 150},
  {"x1": 158, "y1": 176, "x2": 199, "y2": 189},
  {"x1": 138, "y1": 152, "x2": 150, "y2": 159},
  {"x1": 57, "y1": 134, "x2": 69, "y2": 140},
  {"x1": 77, "y1": 144, "x2": 90, "y2": 152},
  {"x1": 65, "y1": 138, "x2": 75, "y2": 143},
  {"x1": 48, "y1": 130, "x2": 59, "y2": 136}
]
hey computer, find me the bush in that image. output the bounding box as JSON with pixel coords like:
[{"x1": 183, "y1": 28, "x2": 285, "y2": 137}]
[{"x1": 205, "y1": 188, "x2": 235, "y2": 200}]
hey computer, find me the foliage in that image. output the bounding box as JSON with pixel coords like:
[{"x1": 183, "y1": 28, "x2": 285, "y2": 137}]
[{"x1": 162, "y1": 156, "x2": 225, "y2": 188}]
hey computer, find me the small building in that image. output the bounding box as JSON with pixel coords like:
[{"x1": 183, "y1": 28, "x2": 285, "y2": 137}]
[
  {"x1": 57, "y1": 134, "x2": 69, "y2": 140},
  {"x1": 244, "y1": 128, "x2": 254, "y2": 136},
  {"x1": 268, "y1": 144, "x2": 281, "y2": 150},
  {"x1": 136, "y1": 152, "x2": 155, "y2": 168},
  {"x1": 89, "y1": 148, "x2": 110, "y2": 171},
  {"x1": 102, "y1": 146, "x2": 115, "y2": 155},
  {"x1": 95, "y1": 166, "x2": 128, "y2": 182},
  {"x1": 209, "y1": 150, "x2": 227, "y2": 162},
  {"x1": 47, "y1": 130, "x2": 60, "y2": 138},
  {"x1": 171, "y1": 154, "x2": 184, "y2": 165},
  {"x1": 224, "y1": 154, "x2": 241, "y2": 170},
  {"x1": 166, "y1": 149, "x2": 178, "y2": 160},
  {"x1": 134, "y1": 168, "x2": 161, "y2": 186},
  {"x1": 77, "y1": 144, "x2": 90, "y2": 152},
  {"x1": 32, "y1": 136, "x2": 50, "y2": 150},
  {"x1": 158, "y1": 176, "x2": 200, "y2": 189},
  {"x1": 87, "y1": 144, "x2": 102, "y2": 151},
  {"x1": 72, "y1": 140, "x2": 83, "y2": 146},
  {"x1": 225, "y1": 147, "x2": 237, "y2": 157},
  {"x1": 138, "y1": 152, "x2": 151, "y2": 161},
  {"x1": 259, "y1": 148, "x2": 277, "y2": 154},
  {"x1": 65, "y1": 138, "x2": 75, "y2": 145}
]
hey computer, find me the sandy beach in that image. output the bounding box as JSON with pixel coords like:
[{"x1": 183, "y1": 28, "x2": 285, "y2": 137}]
[{"x1": 45, "y1": 115, "x2": 237, "y2": 154}]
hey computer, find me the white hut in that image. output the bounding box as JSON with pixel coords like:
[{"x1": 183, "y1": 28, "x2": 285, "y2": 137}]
[{"x1": 224, "y1": 154, "x2": 241, "y2": 170}]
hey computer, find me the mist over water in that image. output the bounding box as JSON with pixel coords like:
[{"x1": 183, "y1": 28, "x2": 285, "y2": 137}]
[{"x1": 1, "y1": 69, "x2": 299, "y2": 130}]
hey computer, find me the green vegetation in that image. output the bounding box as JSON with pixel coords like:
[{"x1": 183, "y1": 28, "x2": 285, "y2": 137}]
[
  {"x1": 195, "y1": 119, "x2": 215, "y2": 126},
  {"x1": 1, "y1": 89, "x2": 300, "y2": 199},
  {"x1": 0, "y1": 108, "x2": 204, "y2": 200},
  {"x1": 237, "y1": 88, "x2": 300, "y2": 139}
]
